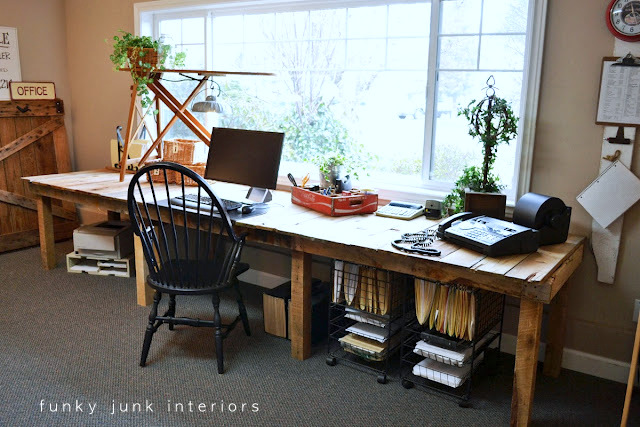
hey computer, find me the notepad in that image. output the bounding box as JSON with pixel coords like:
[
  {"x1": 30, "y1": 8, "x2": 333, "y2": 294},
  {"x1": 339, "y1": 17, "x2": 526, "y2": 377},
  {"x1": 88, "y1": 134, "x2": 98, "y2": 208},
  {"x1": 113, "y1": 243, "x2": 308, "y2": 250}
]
[{"x1": 577, "y1": 160, "x2": 640, "y2": 228}]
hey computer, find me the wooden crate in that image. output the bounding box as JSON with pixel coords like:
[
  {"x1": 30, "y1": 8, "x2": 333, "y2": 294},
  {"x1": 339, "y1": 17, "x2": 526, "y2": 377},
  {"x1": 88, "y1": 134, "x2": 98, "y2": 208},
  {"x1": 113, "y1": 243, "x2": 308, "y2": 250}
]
[
  {"x1": 291, "y1": 186, "x2": 378, "y2": 216},
  {"x1": 0, "y1": 99, "x2": 77, "y2": 253},
  {"x1": 163, "y1": 138, "x2": 196, "y2": 164}
]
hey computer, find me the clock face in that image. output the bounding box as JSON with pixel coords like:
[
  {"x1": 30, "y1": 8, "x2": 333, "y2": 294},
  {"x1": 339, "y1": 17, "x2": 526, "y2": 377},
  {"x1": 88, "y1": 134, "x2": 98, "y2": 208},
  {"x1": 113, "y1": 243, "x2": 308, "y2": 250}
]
[{"x1": 609, "y1": 0, "x2": 640, "y2": 41}]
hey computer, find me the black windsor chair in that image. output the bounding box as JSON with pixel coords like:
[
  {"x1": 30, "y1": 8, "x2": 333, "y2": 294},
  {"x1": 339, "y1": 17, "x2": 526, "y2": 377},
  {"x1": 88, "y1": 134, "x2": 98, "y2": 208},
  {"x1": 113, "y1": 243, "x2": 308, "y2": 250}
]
[{"x1": 127, "y1": 161, "x2": 251, "y2": 373}]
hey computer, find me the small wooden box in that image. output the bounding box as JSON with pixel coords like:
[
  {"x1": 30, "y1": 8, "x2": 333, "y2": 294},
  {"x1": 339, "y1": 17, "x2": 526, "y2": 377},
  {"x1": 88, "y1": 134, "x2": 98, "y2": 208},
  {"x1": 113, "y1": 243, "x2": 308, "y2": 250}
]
[
  {"x1": 263, "y1": 279, "x2": 328, "y2": 343},
  {"x1": 291, "y1": 186, "x2": 378, "y2": 216},
  {"x1": 164, "y1": 138, "x2": 197, "y2": 164}
]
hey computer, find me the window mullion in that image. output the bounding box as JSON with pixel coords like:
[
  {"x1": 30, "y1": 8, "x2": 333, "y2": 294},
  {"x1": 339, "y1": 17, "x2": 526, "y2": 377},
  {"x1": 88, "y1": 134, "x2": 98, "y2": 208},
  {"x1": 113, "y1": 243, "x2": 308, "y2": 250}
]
[{"x1": 422, "y1": 0, "x2": 440, "y2": 184}]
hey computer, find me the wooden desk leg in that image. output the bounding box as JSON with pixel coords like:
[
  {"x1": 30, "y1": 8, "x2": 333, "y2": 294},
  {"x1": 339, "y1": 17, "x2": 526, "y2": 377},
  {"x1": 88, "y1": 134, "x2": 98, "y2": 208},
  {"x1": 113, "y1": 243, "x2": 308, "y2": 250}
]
[
  {"x1": 621, "y1": 317, "x2": 640, "y2": 426},
  {"x1": 134, "y1": 235, "x2": 153, "y2": 306},
  {"x1": 543, "y1": 281, "x2": 570, "y2": 377},
  {"x1": 511, "y1": 299, "x2": 543, "y2": 426},
  {"x1": 290, "y1": 250, "x2": 312, "y2": 360},
  {"x1": 36, "y1": 196, "x2": 56, "y2": 269}
]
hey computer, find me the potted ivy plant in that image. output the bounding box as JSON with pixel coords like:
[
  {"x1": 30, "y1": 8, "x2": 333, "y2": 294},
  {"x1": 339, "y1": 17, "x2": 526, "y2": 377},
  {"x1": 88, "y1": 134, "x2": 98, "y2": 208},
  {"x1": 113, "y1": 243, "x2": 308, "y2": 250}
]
[
  {"x1": 443, "y1": 77, "x2": 518, "y2": 218},
  {"x1": 314, "y1": 149, "x2": 373, "y2": 189},
  {"x1": 107, "y1": 30, "x2": 186, "y2": 111}
]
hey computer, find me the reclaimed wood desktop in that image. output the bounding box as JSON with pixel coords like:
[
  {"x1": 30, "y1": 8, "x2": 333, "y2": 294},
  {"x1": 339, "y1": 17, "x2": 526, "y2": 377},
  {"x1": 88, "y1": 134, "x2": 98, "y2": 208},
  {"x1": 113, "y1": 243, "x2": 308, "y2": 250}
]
[{"x1": 25, "y1": 169, "x2": 584, "y2": 426}]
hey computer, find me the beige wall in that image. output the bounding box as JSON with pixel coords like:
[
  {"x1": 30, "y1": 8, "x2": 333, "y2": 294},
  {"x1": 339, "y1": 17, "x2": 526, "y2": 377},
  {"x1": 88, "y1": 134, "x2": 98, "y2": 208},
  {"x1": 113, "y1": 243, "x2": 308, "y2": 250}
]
[
  {"x1": 0, "y1": 0, "x2": 74, "y2": 166},
  {"x1": 3, "y1": 0, "x2": 639, "y2": 364}
]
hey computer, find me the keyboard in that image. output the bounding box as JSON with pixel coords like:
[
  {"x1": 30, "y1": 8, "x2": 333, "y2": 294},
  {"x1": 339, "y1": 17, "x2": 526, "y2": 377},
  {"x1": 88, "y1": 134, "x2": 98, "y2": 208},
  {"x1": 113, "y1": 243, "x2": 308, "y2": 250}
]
[{"x1": 172, "y1": 194, "x2": 243, "y2": 211}]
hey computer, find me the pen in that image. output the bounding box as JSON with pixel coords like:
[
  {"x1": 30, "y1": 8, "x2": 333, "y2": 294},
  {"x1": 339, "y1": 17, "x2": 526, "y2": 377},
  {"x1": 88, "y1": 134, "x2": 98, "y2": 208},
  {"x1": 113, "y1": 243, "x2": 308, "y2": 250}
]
[
  {"x1": 301, "y1": 173, "x2": 310, "y2": 188},
  {"x1": 287, "y1": 173, "x2": 298, "y2": 187}
]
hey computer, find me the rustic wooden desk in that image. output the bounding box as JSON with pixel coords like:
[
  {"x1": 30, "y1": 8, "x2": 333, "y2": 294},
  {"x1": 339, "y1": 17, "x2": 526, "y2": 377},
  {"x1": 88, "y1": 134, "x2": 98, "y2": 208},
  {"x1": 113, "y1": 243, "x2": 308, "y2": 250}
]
[{"x1": 25, "y1": 169, "x2": 585, "y2": 426}]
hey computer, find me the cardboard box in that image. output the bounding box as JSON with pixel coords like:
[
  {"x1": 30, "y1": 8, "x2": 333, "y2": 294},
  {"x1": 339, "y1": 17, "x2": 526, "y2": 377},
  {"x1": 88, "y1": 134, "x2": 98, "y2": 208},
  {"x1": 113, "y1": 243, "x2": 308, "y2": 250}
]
[
  {"x1": 291, "y1": 186, "x2": 378, "y2": 216},
  {"x1": 73, "y1": 221, "x2": 134, "y2": 260},
  {"x1": 263, "y1": 279, "x2": 329, "y2": 343}
]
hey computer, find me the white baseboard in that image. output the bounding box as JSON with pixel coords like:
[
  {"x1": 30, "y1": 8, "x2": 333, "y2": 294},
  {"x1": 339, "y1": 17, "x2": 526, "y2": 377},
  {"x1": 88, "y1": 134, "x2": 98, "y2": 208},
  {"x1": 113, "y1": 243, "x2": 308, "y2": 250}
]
[{"x1": 499, "y1": 333, "x2": 634, "y2": 385}]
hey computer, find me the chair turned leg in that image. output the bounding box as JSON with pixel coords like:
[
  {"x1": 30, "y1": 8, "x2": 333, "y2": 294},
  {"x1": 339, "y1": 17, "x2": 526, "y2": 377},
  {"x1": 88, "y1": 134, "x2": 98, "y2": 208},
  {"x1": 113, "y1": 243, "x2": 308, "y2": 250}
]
[
  {"x1": 168, "y1": 295, "x2": 176, "y2": 331},
  {"x1": 140, "y1": 291, "x2": 162, "y2": 367},
  {"x1": 212, "y1": 293, "x2": 224, "y2": 374},
  {"x1": 234, "y1": 280, "x2": 251, "y2": 336}
]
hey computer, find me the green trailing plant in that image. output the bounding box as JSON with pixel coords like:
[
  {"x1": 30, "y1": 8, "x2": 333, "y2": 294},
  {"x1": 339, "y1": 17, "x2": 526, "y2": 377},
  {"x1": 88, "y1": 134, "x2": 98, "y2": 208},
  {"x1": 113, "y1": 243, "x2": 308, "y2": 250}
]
[
  {"x1": 107, "y1": 30, "x2": 186, "y2": 112},
  {"x1": 443, "y1": 77, "x2": 518, "y2": 214}
]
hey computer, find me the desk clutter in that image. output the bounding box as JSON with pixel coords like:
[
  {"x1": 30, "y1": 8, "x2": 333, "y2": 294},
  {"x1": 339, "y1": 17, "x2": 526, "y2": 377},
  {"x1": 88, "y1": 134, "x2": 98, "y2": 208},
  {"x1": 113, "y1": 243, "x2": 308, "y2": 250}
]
[
  {"x1": 401, "y1": 279, "x2": 505, "y2": 405},
  {"x1": 66, "y1": 221, "x2": 135, "y2": 277}
]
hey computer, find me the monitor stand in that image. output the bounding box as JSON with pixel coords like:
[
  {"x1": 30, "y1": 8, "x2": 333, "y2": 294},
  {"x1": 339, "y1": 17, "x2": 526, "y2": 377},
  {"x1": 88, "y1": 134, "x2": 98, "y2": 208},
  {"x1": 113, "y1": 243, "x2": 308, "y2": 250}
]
[{"x1": 246, "y1": 187, "x2": 272, "y2": 203}]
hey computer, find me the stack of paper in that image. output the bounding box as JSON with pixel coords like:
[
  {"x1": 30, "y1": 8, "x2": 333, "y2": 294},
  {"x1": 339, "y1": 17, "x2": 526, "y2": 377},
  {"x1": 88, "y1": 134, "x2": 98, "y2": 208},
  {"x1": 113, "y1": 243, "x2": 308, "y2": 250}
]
[
  {"x1": 413, "y1": 333, "x2": 492, "y2": 367},
  {"x1": 345, "y1": 308, "x2": 388, "y2": 327},
  {"x1": 412, "y1": 352, "x2": 484, "y2": 388},
  {"x1": 346, "y1": 320, "x2": 401, "y2": 343},
  {"x1": 339, "y1": 333, "x2": 390, "y2": 362}
]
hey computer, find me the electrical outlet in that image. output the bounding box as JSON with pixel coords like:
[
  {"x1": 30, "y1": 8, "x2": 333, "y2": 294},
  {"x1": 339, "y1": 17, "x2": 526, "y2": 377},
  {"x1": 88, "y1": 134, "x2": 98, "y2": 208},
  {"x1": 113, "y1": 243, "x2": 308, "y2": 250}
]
[{"x1": 634, "y1": 299, "x2": 640, "y2": 322}]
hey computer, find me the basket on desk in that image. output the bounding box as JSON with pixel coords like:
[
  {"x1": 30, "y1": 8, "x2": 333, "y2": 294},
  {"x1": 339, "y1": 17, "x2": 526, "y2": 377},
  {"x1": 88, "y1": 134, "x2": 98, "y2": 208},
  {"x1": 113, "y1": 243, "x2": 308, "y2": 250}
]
[
  {"x1": 174, "y1": 163, "x2": 206, "y2": 186},
  {"x1": 163, "y1": 138, "x2": 196, "y2": 164}
]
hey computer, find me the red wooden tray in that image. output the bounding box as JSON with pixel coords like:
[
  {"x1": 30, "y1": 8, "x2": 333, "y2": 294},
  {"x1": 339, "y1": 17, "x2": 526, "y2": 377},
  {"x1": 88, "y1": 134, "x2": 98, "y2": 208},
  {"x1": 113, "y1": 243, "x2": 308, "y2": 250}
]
[{"x1": 291, "y1": 186, "x2": 378, "y2": 216}]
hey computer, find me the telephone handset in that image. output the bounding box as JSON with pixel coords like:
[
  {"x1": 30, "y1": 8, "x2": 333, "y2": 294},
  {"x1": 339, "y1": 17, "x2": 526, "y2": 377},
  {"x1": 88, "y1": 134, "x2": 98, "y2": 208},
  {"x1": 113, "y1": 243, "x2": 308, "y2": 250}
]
[{"x1": 436, "y1": 212, "x2": 479, "y2": 238}]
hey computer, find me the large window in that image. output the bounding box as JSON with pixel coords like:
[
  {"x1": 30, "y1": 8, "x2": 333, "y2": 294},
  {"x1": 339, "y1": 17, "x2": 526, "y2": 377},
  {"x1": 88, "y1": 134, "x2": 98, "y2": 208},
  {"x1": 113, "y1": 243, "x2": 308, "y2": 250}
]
[{"x1": 138, "y1": 0, "x2": 545, "y2": 201}]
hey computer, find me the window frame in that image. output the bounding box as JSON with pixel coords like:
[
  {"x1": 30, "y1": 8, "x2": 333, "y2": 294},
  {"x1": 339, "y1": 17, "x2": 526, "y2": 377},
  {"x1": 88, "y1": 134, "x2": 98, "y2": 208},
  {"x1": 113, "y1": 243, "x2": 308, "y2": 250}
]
[{"x1": 135, "y1": 0, "x2": 547, "y2": 204}]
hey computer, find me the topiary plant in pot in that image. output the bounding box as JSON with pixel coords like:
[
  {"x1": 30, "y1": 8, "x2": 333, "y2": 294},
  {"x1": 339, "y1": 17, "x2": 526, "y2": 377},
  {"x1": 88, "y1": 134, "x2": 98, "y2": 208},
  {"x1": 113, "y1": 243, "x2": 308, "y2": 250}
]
[
  {"x1": 108, "y1": 30, "x2": 186, "y2": 111},
  {"x1": 443, "y1": 76, "x2": 518, "y2": 218}
]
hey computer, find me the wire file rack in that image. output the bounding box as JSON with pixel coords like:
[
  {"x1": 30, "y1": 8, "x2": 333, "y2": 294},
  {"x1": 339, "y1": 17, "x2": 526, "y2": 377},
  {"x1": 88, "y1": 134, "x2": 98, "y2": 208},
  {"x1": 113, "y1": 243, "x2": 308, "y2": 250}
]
[
  {"x1": 327, "y1": 260, "x2": 412, "y2": 384},
  {"x1": 401, "y1": 279, "x2": 505, "y2": 406}
]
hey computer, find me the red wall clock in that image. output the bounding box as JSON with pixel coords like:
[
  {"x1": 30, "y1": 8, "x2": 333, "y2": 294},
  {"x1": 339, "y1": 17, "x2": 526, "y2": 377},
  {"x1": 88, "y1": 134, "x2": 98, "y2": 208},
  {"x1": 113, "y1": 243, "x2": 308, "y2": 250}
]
[{"x1": 607, "y1": 0, "x2": 640, "y2": 42}]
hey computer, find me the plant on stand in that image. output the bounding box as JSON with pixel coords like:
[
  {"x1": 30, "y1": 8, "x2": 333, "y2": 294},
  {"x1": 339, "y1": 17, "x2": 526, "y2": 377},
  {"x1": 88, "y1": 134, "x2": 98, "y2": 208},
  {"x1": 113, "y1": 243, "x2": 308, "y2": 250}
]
[
  {"x1": 107, "y1": 30, "x2": 186, "y2": 112},
  {"x1": 443, "y1": 76, "x2": 518, "y2": 216}
]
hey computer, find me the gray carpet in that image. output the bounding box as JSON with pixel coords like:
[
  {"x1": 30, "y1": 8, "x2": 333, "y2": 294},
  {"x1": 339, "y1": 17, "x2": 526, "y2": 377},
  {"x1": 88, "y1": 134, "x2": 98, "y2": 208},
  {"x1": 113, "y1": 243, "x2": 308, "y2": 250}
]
[{"x1": 0, "y1": 241, "x2": 637, "y2": 426}]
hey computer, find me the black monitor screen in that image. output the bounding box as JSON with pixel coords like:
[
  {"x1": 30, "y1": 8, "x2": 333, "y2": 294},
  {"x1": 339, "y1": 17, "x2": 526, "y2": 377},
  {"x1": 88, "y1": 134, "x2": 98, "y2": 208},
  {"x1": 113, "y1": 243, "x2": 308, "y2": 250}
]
[{"x1": 204, "y1": 127, "x2": 284, "y2": 190}]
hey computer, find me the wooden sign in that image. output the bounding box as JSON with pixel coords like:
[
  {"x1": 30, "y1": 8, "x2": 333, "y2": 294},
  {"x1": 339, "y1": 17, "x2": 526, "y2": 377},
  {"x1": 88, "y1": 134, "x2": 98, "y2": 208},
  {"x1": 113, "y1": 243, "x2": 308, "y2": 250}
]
[
  {"x1": 0, "y1": 27, "x2": 22, "y2": 100},
  {"x1": 10, "y1": 82, "x2": 56, "y2": 100}
]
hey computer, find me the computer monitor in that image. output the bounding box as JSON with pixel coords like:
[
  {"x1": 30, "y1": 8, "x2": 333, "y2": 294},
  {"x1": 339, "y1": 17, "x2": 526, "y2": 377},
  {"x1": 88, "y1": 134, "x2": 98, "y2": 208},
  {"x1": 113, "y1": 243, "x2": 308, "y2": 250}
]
[{"x1": 205, "y1": 127, "x2": 285, "y2": 202}]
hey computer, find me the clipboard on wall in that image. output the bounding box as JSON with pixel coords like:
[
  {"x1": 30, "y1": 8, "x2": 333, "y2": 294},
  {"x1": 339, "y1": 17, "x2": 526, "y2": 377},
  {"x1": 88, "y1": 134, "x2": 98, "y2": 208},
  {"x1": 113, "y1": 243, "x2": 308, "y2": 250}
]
[{"x1": 596, "y1": 55, "x2": 640, "y2": 127}]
